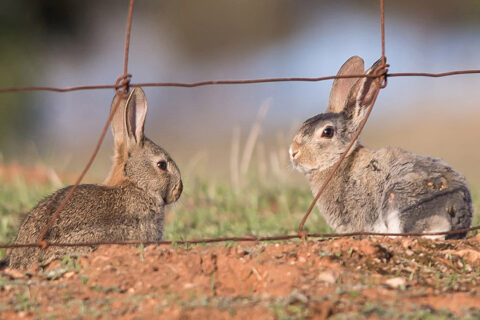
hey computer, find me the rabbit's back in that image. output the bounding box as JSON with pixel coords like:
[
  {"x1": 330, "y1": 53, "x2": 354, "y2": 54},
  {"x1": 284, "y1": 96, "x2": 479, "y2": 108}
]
[
  {"x1": 314, "y1": 146, "x2": 472, "y2": 237},
  {"x1": 9, "y1": 183, "x2": 165, "y2": 269},
  {"x1": 375, "y1": 147, "x2": 473, "y2": 237}
]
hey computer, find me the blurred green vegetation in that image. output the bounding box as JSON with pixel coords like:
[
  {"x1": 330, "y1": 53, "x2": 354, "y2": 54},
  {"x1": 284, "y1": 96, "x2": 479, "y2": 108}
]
[
  {"x1": 0, "y1": 178, "x2": 56, "y2": 257},
  {"x1": 0, "y1": 0, "x2": 86, "y2": 155}
]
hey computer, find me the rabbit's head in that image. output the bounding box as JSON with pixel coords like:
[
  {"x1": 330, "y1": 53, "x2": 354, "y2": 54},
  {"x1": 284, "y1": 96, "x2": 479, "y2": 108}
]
[
  {"x1": 108, "y1": 88, "x2": 182, "y2": 204},
  {"x1": 290, "y1": 56, "x2": 383, "y2": 174}
]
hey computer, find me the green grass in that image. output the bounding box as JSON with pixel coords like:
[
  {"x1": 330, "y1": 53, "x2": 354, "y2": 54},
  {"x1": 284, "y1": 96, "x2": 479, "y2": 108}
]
[
  {"x1": 0, "y1": 178, "x2": 56, "y2": 243},
  {"x1": 165, "y1": 175, "x2": 333, "y2": 241},
  {"x1": 0, "y1": 174, "x2": 331, "y2": 252},
  {"x1": 1, "y1": 174, "x2": 479, "y2": 253}
]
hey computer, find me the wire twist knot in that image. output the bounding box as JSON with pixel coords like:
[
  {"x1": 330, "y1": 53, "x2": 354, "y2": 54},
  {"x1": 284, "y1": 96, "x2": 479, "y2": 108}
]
[
  {"x1": 375, "y1": 58, "x2": 389, "y2": 89},
  {"x1": 115, "y1": 73, "x2": 132, "y2": 96}
]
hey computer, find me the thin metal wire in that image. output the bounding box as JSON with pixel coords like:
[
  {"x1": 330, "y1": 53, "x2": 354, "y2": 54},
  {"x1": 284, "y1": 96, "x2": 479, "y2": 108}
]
[
  {"x1": 36, "y1": 96, "x2": 124, "y2": 247},
  {"x1": 2, "y1": 69, "x2": 480, "y2": 94},
  {"x1": 297, "y1": 0, "x2": 389, "y2": 235},
  {"x1": 296, "y1": 65, "x2": 387, "y2": 236},
  {"x1": 123, "y1": 0, "x2": 135, "y2": 78},
  {"x1": 2, "y1": 224, "x2": 480, "y2": 250},
  {"x1": 381, "y1": 0, "x2": 386, "y2": 61},
  {"x1": 37, "y1": 0, "x2": 136, "y2": 247}
]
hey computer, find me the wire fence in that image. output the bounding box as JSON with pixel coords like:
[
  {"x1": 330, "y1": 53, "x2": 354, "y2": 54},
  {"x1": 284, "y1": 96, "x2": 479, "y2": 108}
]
[{"x1": 1, "y1": 0, "x2": 480, "y2": 251}]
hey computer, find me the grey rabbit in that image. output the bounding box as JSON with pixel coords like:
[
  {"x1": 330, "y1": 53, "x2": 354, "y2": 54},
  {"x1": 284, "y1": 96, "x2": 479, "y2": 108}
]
[
  {"x1": 290, "y1": 56, "x2": 473, "y2": 239},
  {"x1": 9, "y1": 88, "x2": 183, "y2": 269}
]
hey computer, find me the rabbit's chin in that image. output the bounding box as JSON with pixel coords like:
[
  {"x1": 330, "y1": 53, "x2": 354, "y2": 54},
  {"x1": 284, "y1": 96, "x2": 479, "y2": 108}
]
[{"x1": 291, "y1": 161, "x2": 317, "y2": 175}]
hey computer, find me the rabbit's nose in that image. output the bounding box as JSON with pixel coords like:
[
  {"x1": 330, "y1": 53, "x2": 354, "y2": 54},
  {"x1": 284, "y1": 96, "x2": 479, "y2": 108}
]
[{"x1": 289, "y1": 146, "x2": 300, "y2": 159}]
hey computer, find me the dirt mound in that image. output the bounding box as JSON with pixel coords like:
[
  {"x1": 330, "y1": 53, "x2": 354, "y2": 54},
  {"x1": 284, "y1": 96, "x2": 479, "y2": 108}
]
[{"x1": 1, "y1": 235, "x2": 480, "y2": 319}]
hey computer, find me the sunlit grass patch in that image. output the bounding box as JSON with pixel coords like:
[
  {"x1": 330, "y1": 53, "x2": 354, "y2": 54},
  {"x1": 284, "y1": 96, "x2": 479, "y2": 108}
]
[
  {"x1": 165, "y1": 176, "x2": 332, "y2": 241},
  {"x1": 0, "y1": 177, "x2": 56, "y2": 258}
]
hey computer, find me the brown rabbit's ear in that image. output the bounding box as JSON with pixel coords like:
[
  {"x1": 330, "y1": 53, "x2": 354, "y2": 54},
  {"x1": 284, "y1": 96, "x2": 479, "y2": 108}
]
[
  {"x1": 109, "y1": 93, "x2": 128, "y2": 150},
  {"x1": 344, "y1": 58, "x2": 383, "y2": 125},
  {"x1": 103, "y1": 93, "x2": 129, "y2": 186},
  {"x1": 125, "y1": 88, "x2": 148, "y2": 147},
  {"x1": 326, "y1": 56, "x2": 364, "y2": 113}
]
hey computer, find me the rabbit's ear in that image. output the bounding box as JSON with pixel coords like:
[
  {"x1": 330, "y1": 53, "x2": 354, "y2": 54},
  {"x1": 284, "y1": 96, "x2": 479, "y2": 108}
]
[
  {"x1": 103, "y1": 93, "x2": 129, "y2": 186},
  {"x1": 326, "y1": 56, "x2": 364, "y2": 113},
  {"x1": 125, "y1": 88, "x2": 148, "y2": 146},
  {"x1": 344, "y1": 58, "x2": 383, "y2": 124},
  {"x1": 109, "y1": 93, "x2": 128, "y2": 150}
]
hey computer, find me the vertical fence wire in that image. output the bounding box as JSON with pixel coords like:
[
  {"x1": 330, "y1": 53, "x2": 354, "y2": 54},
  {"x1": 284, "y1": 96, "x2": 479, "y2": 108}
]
[{"x1": 37, "y1": 0, "x2": 136, "y2": 247}]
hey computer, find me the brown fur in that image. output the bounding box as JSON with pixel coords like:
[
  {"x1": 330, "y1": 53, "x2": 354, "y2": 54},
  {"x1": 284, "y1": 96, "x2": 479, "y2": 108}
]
[{"x1": 9, "y1": 88, "x2": 183, "y2": 269}]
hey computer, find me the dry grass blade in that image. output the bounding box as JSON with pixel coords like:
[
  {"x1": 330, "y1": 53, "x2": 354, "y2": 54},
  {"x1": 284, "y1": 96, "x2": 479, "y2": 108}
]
[
  {"x1": 240, "y1": 98, "x2": 272, "y2": 177},
  {"x1": 230, "y1": 126, "x2": 241, "y2": 190}
]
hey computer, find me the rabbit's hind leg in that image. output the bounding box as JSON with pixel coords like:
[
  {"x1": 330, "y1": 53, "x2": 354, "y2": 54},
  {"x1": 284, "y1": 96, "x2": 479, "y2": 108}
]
[{"x1": 381, "y1": 188, "x2": 459, "y2": 240}]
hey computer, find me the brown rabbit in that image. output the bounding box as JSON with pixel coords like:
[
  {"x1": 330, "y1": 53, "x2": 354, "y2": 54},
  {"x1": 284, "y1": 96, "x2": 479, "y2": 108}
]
[
  {"x1": 290, "y1": 56, "x2": 473, "y2": 239},
  {"x1": 9, "y1": 88, "x2": 183, "y2": 269}
]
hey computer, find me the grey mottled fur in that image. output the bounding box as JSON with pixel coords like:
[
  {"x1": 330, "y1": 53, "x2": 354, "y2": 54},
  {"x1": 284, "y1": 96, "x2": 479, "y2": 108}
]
[
  {"x1": 9, "y1": 88, "x2": 182, "y2": 269},
  {"x1": 290, "y1": 56, "x2": 473, "y2": 238}
]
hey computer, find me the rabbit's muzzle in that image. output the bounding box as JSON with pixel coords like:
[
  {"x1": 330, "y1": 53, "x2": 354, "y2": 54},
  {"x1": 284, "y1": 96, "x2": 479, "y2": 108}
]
[
  {"x1": 289, "y1": 141, "x2": 303, "y2": 169},
  {"x1": 289, "y1": 140, "x2": 318, "y2": 174},
  {"x1": 166, "y1": 180, "x2": 183, "y2": 204},
  {"x1": 289, "y1": 144, "x2": 300, "y2": 161}
]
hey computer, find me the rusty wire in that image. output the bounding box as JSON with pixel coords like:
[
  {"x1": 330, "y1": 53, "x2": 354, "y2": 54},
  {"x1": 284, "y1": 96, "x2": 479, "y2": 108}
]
[
  {"x1": 2, "y1": 70, "x2": 480, "y2": 94},
  {"x1": 1, "y1": 224, "x2": 480, "y2": 250},
  {"x1": 297, "y1": 65, "x2": 388, "y2": 236},
  {"x1": 297, "y1": 0, "x2": 388, "y2": 236},
  {"x1": 2, "y1": 0, "x2": 480, "y2": 252},
  {"x1": 37, "y1": 0, "x2": 136, "y2": 248}
]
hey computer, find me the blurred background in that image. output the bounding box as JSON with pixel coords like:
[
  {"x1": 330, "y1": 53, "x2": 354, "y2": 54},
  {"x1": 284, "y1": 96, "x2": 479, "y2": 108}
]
[{"x1": 1, "y1": 0, "x2": 479, "y2": 187}]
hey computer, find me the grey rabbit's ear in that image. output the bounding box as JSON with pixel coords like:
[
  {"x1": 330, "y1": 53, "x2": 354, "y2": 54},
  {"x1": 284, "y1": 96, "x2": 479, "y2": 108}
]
[
  {"x1": 344, "y1": 58, "x2": 383, "y2": 125},
  {"x1": 125, "y1": 88, "x2": 148, "y2": 147},
  {"x1": 326, "y1": 56, "x2": 364, "y2": 113}
]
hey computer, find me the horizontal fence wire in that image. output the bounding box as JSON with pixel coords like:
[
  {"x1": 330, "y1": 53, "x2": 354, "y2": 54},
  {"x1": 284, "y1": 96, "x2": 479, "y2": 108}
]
[
  {"x1": 2, "y1": 70, "x2": 480, "y2": 94},
  {"x1": 1, "y1": 0, "x2": 480, "y2": 252},
  {"x1": 2, "y1": 225, "x2": 480, "y2": 250}
]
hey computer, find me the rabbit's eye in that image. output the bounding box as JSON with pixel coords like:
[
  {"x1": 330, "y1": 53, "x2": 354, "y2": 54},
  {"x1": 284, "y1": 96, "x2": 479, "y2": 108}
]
[
  {"x1": 321, "y1": 126, "x2": 334, "y2": 138},
  {"x1": 157, "y1": 161, "x2": 167, "y2": 171}
]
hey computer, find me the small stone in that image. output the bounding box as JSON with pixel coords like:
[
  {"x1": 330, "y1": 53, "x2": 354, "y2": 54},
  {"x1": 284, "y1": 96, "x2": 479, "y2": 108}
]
[
  {"x1": 183, "y1": 283, "x2": 195, "y2": 289},
  {"x1": 318, "y1": 270, "x2": 338, "y2": 284},
  {"x1": 286, "y1": 290, "x2": 309, "y2": 304},
  {"x1": 385, "y1": 277, "x2": 406, "y2": 289},
  {"x1": 64, "y1": 271, "x2": 76, "y2": 279},
  {"x1": 406, "y1": 250, "x2": 414, "y2": 256},
  {"x1": 2, "y1": 268, "x2": 26, "y2": 279}
]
